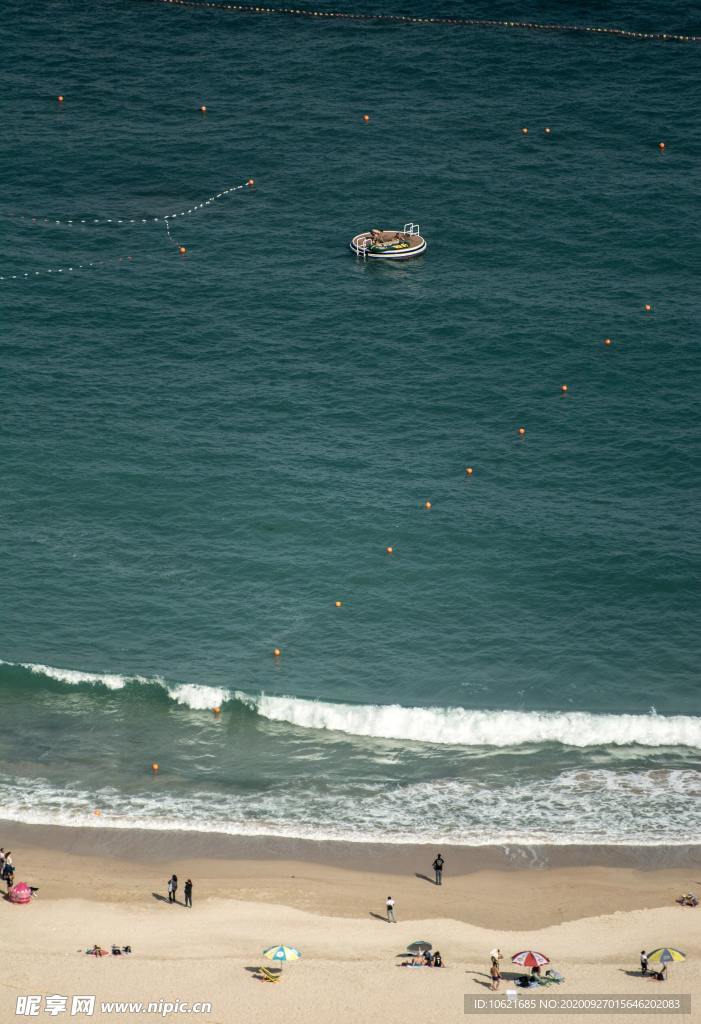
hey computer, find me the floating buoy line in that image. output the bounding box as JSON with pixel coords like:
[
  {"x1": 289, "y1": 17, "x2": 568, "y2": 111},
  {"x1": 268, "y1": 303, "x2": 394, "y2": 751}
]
[
  {"x1": 145, "y1": 0, "x2": 701, "y2": 43},
  {"x1": 0, "y1": 178, "x2": 255, "y2": 282}
]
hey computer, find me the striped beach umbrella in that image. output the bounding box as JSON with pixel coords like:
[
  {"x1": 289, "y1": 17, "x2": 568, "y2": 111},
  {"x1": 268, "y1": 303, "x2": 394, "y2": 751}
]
[
  {"x1": 512, "y1": 950, "x2": 550, "y2": 969},
  {"x1": 263, "y1": 945, "x2": 302, "y2": 963},
  {"x1": 647, "y1": 948, "x2": 686, "y2": 965}
]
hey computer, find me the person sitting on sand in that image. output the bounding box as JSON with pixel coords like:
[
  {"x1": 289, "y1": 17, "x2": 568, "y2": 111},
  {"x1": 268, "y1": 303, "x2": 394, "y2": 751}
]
[
  {"x1": 87, "y1": 945, "x2": 107, "y2": 957},
  {"x1": 433, "y1": 951, "x2": 444, "y2": 968},
  {"x1": 649, "y1": 963, "x2": 667, "y2": 982},
  {"x1": 423, "y1": 950, "x2": 433, "y2": 967},
  {"x1": 678, "y1": 892, "x2": 698, "y2": 907}
]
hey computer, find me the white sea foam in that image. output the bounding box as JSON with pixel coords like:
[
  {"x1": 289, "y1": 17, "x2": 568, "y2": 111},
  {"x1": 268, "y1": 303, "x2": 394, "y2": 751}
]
[
  {"x1": 250, "y1": 694, "x2": 701, "y2": 749},
  {"x1": 166, "y1": 683, "x2": 232, "y2": 709},
  {"x1": 2, "y1": 769, "x2": 699, "y2": 845},
  {"x1": 4, "y1": 659, "x2": 701, "y2": 749},
  {"x1": 16, "y1": 661, "x2": 133, "y2": 690}
]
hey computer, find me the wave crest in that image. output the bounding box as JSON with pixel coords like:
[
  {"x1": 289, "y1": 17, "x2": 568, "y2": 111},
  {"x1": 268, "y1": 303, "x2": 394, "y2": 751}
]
[
  {"x1": 3, "y1": 660, "x2": 700, "y2": 749},
  {"x1": 252, "y1": 695, "x2": 701, "y2": 748}
]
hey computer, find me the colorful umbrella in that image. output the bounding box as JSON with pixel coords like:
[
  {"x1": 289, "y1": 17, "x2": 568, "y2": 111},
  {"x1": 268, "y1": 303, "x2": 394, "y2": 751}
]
[
  {"x1": 263, "y1": 945, "x2": 302, "y2": 963},
  {"x1": 512, "y1": 950, "x2": 550, "y2": 969},
  {"x1": 647, "y1": 948, "x2": 686, "y2": 964}
]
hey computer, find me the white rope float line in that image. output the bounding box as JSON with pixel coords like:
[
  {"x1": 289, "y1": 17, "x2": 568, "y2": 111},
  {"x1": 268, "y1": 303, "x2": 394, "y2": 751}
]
[
  {"x1": 0, "y1": 178, "x2": 255, "y2": 282},
  {"x1": 0, "y1": 256, "x2": 136, "y2": 282},
  {"x1": 145, "y1": 0, "x2": 701, "y2": 43},
  {"x1": 3, "y1": 180, "x2": 253, "y2": 231}
]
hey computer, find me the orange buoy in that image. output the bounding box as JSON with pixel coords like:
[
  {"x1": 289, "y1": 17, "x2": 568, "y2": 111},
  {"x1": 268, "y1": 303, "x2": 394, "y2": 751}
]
[
  {"x1": 465, "y1": 466, "x2": 474, "y2": 476},
  {"x1": 273, "y1": 647, "x2": 281, "y2": 657},
  {"x1": 424, "y1": 501, "x2": 432, "y2": 509},
  {"x1": 335, "y1": 600, "x2": 342, "y2": 607},
  {"x1": 604, "y1": 337, "x2": 612, "y2": 346},
  {"x1": 199, "y1": 105, "x2": 207, "y2": 113},
  {"x1": 561, "y1": 384, "x2": 568, "y2": 392},
  {"x1": 178, "y1": 246, "x2": 187, "y2": 254},
  {"x1": 362, "y1": 113, "x2": 370, "y2": 122},
  {"x1": 213, "y1": 706, "x2": 221, "y2": 715},
  {"x1": 247, "y1": 178, "x2": 255, "y2": 187},
  {"x1": 644, "y1": 303, "x2": 652, "y2": 312},
  {"x1": 386, "y1": 546, "x2": 393, "y2": 554},
  {"x1": 658, "y1": 141, "x2": 665, "y2": 151},
  {"x1": 151, "y1": 763, "x2": 159, "y2": 773},
  {"x1": 57, "y1": 95, "x2": 64, "y2": 103},
  {"x1": 518, "y1": 426, "x2": 526, "y2": 436},
  {"x1": 521, "y1": 127, "x2": 528, "y2": 135}
]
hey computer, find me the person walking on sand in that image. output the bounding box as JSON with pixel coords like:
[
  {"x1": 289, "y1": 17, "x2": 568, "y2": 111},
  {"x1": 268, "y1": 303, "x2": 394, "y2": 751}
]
[
  {"x1": 184, "y1": 879, "x2": 192, "y2": 908},
  {"x1": 432, "y1": 853, "x2": 444, "y2": 886},
  {"x1": 386, "y1": 896, "x2": 396, "y2": 923},
  {"x1": 168, "y1": 874, "x2": 178, "y2": 904}
]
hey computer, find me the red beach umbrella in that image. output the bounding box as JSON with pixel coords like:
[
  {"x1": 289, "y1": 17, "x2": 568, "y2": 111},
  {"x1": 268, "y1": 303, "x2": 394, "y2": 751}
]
[{"x1": 511, "y1": 950, "x2": 550, "y2": 969}]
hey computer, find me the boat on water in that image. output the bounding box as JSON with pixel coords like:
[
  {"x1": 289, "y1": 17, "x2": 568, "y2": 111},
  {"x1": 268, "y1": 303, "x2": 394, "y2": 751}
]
[{"x1": 350, "y1": 223, "x2": 426, "y2": 260}]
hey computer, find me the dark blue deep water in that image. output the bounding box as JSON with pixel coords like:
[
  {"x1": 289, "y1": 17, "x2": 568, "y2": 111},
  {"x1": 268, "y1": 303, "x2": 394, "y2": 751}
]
[{"x1": 0, "y1": 0, "x2": 699, "y2": 844}]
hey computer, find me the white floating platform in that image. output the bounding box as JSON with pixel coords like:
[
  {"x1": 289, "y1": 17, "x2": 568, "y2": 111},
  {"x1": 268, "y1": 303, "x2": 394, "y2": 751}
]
[{"x1": 350, "y1": 223, "x2": 427, "y2": 260}]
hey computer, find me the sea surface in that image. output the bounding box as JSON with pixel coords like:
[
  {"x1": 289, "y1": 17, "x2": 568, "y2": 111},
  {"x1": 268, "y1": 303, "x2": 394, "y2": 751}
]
[{"x1": 1, "y1": 0, "x2": 700, "y2": 846}]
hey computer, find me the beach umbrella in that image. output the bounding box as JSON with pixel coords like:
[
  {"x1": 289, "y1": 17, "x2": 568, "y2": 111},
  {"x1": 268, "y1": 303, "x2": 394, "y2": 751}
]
[
  {"x1": 407, "y1": 941, "x2": 432, "y2": 954},
  {"x1": 512, "y1": 950, "x2": 550, "y2": 969},
  {"x1": 263, "y1": 945, "x2": 302, "y2": 963},
  {"x1": 647, "y1": 948, "x2": 686, "y2": 966}
]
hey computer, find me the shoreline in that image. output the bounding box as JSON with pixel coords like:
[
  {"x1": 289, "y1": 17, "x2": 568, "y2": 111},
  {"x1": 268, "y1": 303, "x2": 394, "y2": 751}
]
[
  {"x1": 3, "y1": 820, "x2": 699, "y2": 930},
  {"x1": 3, "y1": 819, "x2": 699, "y2": 871}
]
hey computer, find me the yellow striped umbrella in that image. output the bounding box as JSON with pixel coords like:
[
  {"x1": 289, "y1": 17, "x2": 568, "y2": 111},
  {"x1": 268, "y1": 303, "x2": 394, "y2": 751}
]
[
  {"x1": 647, "y1": 948, "x2": 686, "y2": 964},
  {"x1": 263, "y1": 945, "x2": 302, "y2": 963}
]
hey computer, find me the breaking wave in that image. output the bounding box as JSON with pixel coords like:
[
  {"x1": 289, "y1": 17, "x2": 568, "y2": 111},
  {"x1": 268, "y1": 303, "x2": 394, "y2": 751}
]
[{"x1": 2, "y1": 659, "x2": 700, "y2": 749}]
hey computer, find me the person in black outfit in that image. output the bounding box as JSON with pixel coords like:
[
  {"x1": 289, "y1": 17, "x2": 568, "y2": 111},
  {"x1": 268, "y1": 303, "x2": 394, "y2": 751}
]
[
  {"x1": 432, "y1": 853, "x2": 445, "y2": 886},
  {"x1": 184, "y1": 879, "x2": 193, "y2": 908},
  {"x1": 168, "y1": 874, "x2": 178, "y2": 903}
]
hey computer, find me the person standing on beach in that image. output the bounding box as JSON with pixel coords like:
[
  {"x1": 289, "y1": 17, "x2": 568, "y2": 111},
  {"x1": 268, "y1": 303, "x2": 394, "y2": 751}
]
[
  {"x1": 432, "y1": 853, "x2": 444, "y2": 886},
  {"x1": 168, "y1": 874, "x2": 178, "y2": 904},
  {"x1": 3, "y1": 853, "x2": 14, "y2": 890},
  {"x1": 184, "y1": 879, "x2": 192, "y2": 908},
  {"x1": 386, "y1": 896, "x2": 396, "y2": 923},
  {"x1": 640, "y1": 951, "x2": 648, "y2": 976},
  {"x1": 490, "y1": 961, "x2": 501, "y2": 990}
]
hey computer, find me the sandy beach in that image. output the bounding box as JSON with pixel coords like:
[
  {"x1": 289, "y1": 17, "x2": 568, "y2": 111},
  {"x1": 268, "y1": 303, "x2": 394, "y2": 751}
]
[{"x1": 2, "y1": 823, "x2": 699, "y2": 1023}]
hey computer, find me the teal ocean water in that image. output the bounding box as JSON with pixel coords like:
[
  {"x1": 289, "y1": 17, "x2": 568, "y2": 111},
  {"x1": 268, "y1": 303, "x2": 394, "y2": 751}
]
[{"x1": 1, "y1": 1, "x2": 700, "y2": 845}]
